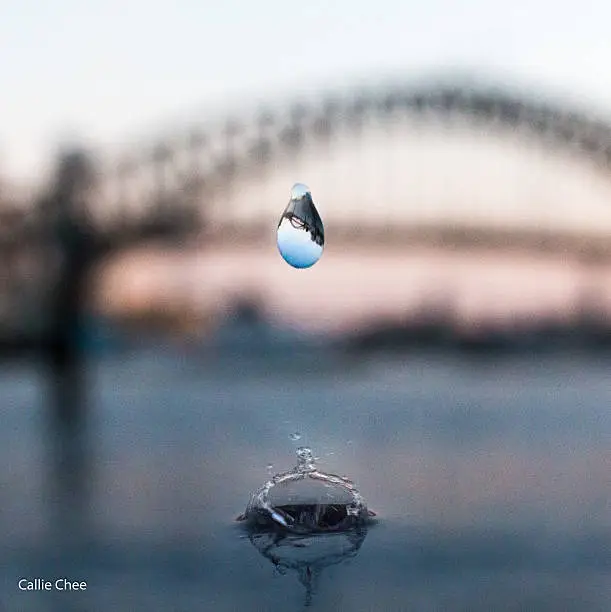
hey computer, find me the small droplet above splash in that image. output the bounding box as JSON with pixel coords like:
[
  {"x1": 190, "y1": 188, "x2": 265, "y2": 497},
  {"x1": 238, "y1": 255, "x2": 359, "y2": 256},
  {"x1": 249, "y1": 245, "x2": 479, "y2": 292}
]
[
  {"x1": 289, "y1": 432, "x2": 302, "y2": 441},
  {"x1": 295, "y1": 446, "x2": 317, "y2": 472},
  {"x1": 277, "y1": 183, "x2": 324, "y2": 269},
  {"x1": 296, "y1": 446, "x2": 314, "y2": 463}
]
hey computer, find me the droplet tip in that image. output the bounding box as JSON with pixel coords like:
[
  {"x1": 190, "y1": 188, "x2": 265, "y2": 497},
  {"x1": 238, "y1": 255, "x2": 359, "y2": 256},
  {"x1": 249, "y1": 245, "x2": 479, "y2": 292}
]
[{"x1": 290, "y1": 183, "x2": 311, "y2": 199}]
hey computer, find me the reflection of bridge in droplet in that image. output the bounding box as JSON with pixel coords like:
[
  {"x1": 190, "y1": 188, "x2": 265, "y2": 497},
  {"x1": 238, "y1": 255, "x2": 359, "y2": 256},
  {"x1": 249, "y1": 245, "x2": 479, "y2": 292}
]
[{"x1": 277, "y1": 183, "x2": 324, "y2": 269}]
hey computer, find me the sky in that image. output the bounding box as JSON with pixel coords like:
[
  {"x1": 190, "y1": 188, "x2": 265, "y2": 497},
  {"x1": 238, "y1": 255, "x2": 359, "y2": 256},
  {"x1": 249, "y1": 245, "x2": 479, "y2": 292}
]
[{"x1": 2, "y1": 0, "x2": 611, "y2": 183}]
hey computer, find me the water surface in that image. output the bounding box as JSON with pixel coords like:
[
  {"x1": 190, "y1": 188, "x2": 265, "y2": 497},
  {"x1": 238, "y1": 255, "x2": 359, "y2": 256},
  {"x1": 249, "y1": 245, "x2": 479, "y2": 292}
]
[{"x1": 2, "y1": 350, "x2": 611, "y2": 610}]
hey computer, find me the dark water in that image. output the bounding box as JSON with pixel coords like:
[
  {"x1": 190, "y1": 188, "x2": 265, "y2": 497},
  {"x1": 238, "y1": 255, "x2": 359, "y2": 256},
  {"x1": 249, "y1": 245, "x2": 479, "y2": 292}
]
[{"x1": 2, "y1": 348, "x2": 611, "y2": 611}]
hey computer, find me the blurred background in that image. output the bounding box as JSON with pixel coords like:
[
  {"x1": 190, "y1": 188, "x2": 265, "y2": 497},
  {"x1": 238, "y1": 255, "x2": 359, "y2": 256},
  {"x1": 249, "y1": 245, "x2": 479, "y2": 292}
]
[{"x1": 3, "y1": 0, "x2": 611, "y2": 610}]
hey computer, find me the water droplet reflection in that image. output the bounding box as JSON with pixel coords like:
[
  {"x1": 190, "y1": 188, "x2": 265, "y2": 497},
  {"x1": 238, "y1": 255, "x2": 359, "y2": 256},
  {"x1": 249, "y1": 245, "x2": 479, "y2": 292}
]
[
  {"x1": 248, "y1": 525, "x2": 368, "y2": 607},
  {"x1": 277, "y1": 183, "x2": 324, "y2": 269},
  {"x1": 289, "y1": 432, "x2": 302, "y2": 441}
]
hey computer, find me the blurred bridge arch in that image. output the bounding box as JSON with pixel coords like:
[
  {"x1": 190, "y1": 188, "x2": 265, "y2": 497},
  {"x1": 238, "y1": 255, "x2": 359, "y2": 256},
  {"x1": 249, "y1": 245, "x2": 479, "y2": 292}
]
[{"x1": 97, "y1": 77, "x2": 611, "y2": 259}]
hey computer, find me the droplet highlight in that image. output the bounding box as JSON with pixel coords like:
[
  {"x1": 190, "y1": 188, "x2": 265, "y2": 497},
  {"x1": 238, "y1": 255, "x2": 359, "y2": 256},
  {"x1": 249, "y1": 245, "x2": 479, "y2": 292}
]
[
  {"x1": 289, "y1": 432, "x2": 302, "y2": 441},
  {"x1": 277, "y1": 183, "x2": 324, "y2": 269}
]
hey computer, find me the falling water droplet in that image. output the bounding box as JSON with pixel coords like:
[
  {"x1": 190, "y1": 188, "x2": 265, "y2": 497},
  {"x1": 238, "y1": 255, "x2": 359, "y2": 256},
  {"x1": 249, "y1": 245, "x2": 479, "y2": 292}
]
[
  {"x1": 277, "y1": 183, "x2": 324, "y2": 269},
  {"x1": 266, "y1": 464, "x2": 274, "y2": 472},
  {"x1": 289, "y1": 432, "x2": 302, "y2": 441}
]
